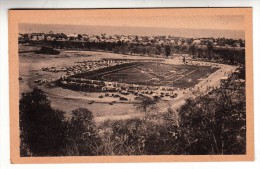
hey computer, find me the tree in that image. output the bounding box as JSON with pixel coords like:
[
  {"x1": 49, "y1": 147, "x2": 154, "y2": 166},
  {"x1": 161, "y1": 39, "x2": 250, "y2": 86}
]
[
  {"x1": 165, "y1": 45, "x2": 171, "y2": 58},
  {"x1": 135, "y1": 96, "x2": 158, "y2": 113},
  {"x1": 155, "y1": 45, "x2": 162, "y2": 55},
  {"x1": 23, "y1": 34, "x2": 30, "y2": 42},
  {"x1": 178, "y1": 87, "x2": 246, "y2": 155},
  {"x1": 135, "y1": 96, "x2": 158, "y2": 121},
  {"x1": 207, "y1": 41, "x2": 214, "y2": 60},
  {"x1": 67, "y1": 108, "x2": 102, "y2": 156},
  {"x1": 19, "y1": 88, "x2": 69, "y2": 156},
  {"x1": 197, "y1": 48, "x2": 203, "y2": 58},
  {"x1": 135, "y1": 36, "x2": 139, "y2": 43},
  {"x1": 109, "y1": 118, "x2": 147, "y2": 155},
  {"x1": 189, "y1": 44, "x2": 197, "y2": 58},
  {"x1": 144, "y1": 123, "x2": 183, "y2": 155},
  {"x1": 77, "y1": 34, "x2": 83, "y2": 39}
]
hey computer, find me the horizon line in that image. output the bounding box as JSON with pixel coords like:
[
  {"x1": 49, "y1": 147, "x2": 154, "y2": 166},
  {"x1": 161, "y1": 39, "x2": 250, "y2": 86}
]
[{"x1": 19, "y1": 23, "x2": 245, "y2": 32}]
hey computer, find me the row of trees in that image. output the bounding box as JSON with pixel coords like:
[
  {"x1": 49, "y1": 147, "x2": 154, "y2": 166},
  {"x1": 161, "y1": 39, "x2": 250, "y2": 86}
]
[
  {"x1": 31, "y1": 40, "x2": 174, "y2": 57},
  {"x1": 28, "y1": 39, "x2": 245, "y2": 64},
  {"x1": 189, "y1": 43, "x2": 245, "y2": 65},
  {"x1": 20, "y1": 83, "x2": 246, "y2": 156}
]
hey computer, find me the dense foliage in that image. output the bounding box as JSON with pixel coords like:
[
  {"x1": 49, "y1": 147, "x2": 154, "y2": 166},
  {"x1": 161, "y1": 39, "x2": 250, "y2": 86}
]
[
  {"x1": 20, "y1": 88, "x2": 101, "y2": 156},
  {"x1": 178, "y1": 88, "x2": 246, "y2": 154},
  {"x1": 19, "y1": 88, "x2": 69, "y2": 156},
  {"x1": 20, "y1": 84, "x2": 246, "y2": 156}
]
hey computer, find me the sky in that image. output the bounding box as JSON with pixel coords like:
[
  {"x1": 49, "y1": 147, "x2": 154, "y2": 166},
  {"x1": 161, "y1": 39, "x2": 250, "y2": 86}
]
[{"x1": 13, "y1": 9, "x2": 246, "y2": 31}]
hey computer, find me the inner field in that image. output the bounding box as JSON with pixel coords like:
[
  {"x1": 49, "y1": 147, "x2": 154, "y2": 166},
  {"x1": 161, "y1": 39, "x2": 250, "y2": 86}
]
[{"x1": 76, "y1": 62, "x2": 218, "y2": 88}]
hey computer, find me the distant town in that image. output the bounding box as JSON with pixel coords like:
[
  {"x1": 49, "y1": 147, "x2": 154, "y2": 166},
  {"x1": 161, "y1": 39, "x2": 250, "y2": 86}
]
[
  {"x1": 19, "y1": 32, "x2": 245, "y2": 47},
  {"x1": 19, "y1": 32, "x2": 244, "y2": 56}
]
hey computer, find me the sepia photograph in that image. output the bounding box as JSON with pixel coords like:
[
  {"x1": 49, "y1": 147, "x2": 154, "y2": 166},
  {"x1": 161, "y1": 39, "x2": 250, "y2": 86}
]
[{"x1": 9, "y1": 8, "x2": 253, "y2": 163}]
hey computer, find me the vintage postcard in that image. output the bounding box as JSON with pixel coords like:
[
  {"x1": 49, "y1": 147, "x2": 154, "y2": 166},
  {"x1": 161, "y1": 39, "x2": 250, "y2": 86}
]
[{"x1": 9, "y1": 8, "x2": 253, "y2": 163}]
